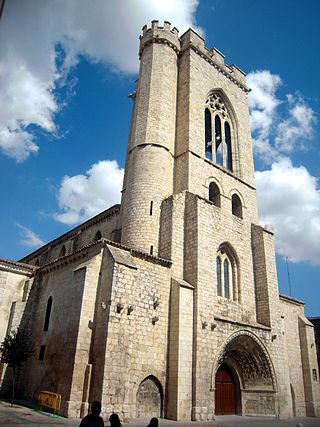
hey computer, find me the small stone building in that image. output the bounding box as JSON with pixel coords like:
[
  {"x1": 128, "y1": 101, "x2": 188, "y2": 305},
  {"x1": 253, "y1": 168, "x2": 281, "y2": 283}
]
[{"x1": 0, "y1": 21, "x2": 319, "y2": 421}]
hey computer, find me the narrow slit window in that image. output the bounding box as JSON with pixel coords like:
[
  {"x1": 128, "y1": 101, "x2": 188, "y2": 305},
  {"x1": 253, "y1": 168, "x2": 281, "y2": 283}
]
[
  {"x1": 216, "y1": 256, "x2": 222, "y2": 296},
  {"x1": 44, "y1": 296, "x2": 53, "y2": 331},
  {"x1": 150, "y1": 201, "x2": 153, "y2": 216},
  {"x1": 205, "y1": 108, "x2": 212, "y2": 160},
  {"x1": 39, "y1": 345, "x2": 46, "y2": 361},
  {"x1": 224, "y1": 259, "x2": 230, "y2": 299},
  {"x1": 22, "y1": 280, "x2": 30, "y2": 302},
  {"x1": 150, "y1": 245, "x2": 153, "y2": 255}
]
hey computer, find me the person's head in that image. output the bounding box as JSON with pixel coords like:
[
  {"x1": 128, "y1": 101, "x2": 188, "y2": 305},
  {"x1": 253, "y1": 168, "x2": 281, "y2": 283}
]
[
  {"x1": 109, "y1": 412, "x2": 121, "y2": 427},
  {"x1": 91, "y1": 401, "x2": 101, "y2": 415},
  {"x1": 148, "y1": 417, "x2": 158, "y2": 427}
]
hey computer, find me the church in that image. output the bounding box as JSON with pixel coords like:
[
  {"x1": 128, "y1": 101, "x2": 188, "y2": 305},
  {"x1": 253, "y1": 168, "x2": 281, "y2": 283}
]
[{"x1": 0, "y1": 21, "x2": 319, "y2": 421}]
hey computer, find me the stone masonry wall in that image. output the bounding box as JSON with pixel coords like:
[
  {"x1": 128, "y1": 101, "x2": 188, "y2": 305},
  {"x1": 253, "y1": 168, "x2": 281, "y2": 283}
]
[
  {"x1": 280, "y1": 298, "x2": 309, "y2": 416},
  {"x1": 20, "y1": 206, "x2": 120, "y2": 267},
  {"x1": 19, "y1": 245, "x2": 103, "y2": 418},
  {"x1": 0, "y1": 270, "x2": 27, "y2": 342},
  {"x1": 167, "y1": 279, "x2": 194, "y2": 420},
  {"x1": 100, "y1": 249, "x2": 171, "y2": 420},
  {"x1": 298, "y1": 316, "x2": 320, "y2": 417}
]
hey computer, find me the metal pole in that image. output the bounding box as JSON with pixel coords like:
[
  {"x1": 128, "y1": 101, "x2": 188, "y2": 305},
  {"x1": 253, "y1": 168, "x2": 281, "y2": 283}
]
[
  {"x1": 0, "y1": 0, "x2": 6, "y2": 22},
  {"x1": 286, "y1": 256, "x2": 292, "y2": 296}
]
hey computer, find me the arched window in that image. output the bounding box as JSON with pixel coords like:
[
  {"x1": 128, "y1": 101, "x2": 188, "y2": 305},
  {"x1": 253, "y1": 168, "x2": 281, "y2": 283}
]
[
  {"x1": 22, "y1": 280, "x2": 30, "y2": 302},
  {"x1": 44, "y1": 296, "x2": 52, "y2": 331},
  {"x1": 216, "y1": 256, "x2": 222, "y2": 296},
  {"x1": 94, "y1": 230, "x2": 102, "y2": 241},
  {"x1": 232, "y1": 194, "x2": 243, "y2": 219},
  {"x1": 60, "y1": 245, "x2": 66, "y2": 257},
  {"x1": 216, "y1": 244, "x2": 239, "y2": 301},
  {"x1": 209, "y1": 182, "x2": 221, "y2": 207},
  {"x1": 205, "y1": 108, "x2": 212, "y2": 160},
  {"x1": 204, "y1": 93, "x2": 233, "y2": 171}
]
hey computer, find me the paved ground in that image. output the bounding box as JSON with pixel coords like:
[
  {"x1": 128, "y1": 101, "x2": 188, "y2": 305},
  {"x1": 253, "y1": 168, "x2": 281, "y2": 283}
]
[{"x1": 0, "y1": 401, "x2": 319, "y2": 427}]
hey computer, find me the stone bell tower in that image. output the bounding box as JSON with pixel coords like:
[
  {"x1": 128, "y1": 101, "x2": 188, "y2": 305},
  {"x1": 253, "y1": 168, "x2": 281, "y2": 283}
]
[
  {"x1": 119, "y1": 21, "x2": 320, "y2": 421},
  {"x1": 120, "y1": 20, "x2": 259, "y2": 255},
  {"x1": 120, "y1": 21, "x2": 180, "y2": 255}
]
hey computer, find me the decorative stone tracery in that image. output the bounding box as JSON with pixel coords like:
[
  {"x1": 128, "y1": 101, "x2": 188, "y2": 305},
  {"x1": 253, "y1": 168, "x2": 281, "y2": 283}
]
[
  {"x1": 204, "y1": 92, "x2": 234, "y2": 171},
  {"x1": 205, "y1": 93, "x2": 230, "y2": 119},
  {"x1": 213, "y1": 330, "x2": 276, "y2": 389}
]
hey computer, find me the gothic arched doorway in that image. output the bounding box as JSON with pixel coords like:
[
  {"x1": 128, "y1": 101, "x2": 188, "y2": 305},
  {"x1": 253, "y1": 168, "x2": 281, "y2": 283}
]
[
  {"x1": 215, "y1": 363, "x2": 237, "y2": 414},
  {"x1": 136, "y1": 375, "x2": 163, "y2": 419},
  {"x1": 213, "y1": 331, "x2": 277, "y2": 416}
]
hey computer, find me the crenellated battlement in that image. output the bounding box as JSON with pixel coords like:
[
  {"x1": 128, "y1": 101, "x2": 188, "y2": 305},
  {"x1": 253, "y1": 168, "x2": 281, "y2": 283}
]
[
  {"x1": 139, "y1": 21, "x2": 249, "y2": 92},
  {"x1": 179, "y1": 28, "x2": 248, "y2": 90},
  {"x1": 139, "y1": 20, "x2": 181, "y2": 57},
  {"x1": 141, "y1": 20, "x2": 179, "y2": 37}
]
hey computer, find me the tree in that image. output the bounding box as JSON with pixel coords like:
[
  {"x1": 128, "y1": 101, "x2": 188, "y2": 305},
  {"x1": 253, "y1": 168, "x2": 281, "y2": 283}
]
[{"x1": 0, "y1": 328, "x2": 34, "y2": 406}]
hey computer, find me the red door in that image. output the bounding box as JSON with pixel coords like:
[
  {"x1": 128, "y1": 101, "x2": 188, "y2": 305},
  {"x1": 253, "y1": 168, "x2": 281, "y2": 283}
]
[{"x1": 215, "y1": 364, "x2": 236, "y2": 415}]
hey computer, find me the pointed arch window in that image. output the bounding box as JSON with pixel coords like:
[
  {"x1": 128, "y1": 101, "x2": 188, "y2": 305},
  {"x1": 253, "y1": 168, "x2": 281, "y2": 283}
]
[
  {"x1": 209, "y1": 182, "x2": 221, "y2": 207},
  {"x1": 204, "y1": 93, "x2": 233, "y2": 171},
  {"x1": 44, "y1": 296, "x2": 53, "y2": 331},
  {"x1": 216, "y1": 244, "x2": 239, "y2": 302}
]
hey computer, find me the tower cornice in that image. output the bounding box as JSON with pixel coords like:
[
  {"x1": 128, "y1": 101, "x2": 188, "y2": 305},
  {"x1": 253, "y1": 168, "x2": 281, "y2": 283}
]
[
  {"x1": 183, "y1": 43, "x2": 250, "y2": 94},
  {"x1": 139, "y1": 22, "x2": 250, "y2": 94}
]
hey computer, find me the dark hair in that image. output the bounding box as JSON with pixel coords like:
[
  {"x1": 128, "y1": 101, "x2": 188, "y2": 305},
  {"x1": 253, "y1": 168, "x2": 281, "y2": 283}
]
[
  {"x1": 148, "y1": 417, "x2": 159, "y2": 427},
  {"x1": 109, "y1": 412, "x2": 121, "y2": 427},
  {"x1": 91, "y1": 401, "x2": 101, "y2": 415}
]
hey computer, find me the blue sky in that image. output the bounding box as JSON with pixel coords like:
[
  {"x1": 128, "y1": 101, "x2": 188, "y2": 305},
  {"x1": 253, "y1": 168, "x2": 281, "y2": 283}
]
[{"x1": 0, "y1": 0, "x2": 319, "y2": 316}]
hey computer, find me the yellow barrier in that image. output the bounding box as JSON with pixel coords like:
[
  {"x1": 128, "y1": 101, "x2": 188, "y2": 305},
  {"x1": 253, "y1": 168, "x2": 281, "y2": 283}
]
[{"x1": 36, "y1": 390, "x2": 61, "y2": 416}]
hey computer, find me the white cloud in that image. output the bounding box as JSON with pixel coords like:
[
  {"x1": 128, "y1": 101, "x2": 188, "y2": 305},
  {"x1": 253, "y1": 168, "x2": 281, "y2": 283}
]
[
  {"x1": 255, "y1": 158, "x2": 320, "y2": 266},
  {"x1": 247, "y1": 70, "x2": 282, "y2": 161},
  {"x1": 0, "y1": 127, "x2": 39, "y2": 163},
  {"x1": 248, "y1": 70, "x2": 319, "y2": 266},
  {"x1": 16, "y1": 224, "x2": 45, "y2": 248},
  {"x1": 247, "y1": 71, "x2": 316, "y2": 163},
  {"x1": 247, "y1": 70, "x2": 282, "y2": 129},
  {"x1": 0, "y1": 0, "x2": 200, "y2": 162},
  {"x1": 54, "y1": 160, "x2": 124, "y2": 225},
  {"x1": 275, "y1": 94, "x2": 316, "y2": 153}
]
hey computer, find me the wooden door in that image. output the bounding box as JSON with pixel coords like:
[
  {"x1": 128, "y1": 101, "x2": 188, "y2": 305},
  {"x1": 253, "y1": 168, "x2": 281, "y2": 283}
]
[{"x1": 215, "y1": 364, "x2": 236, "y2": 415}]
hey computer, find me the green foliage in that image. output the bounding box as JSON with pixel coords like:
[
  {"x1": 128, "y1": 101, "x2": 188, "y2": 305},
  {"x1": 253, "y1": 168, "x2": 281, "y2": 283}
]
[{"x1": 0, "y1": 328, "x2": 34, "y2": 369}]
